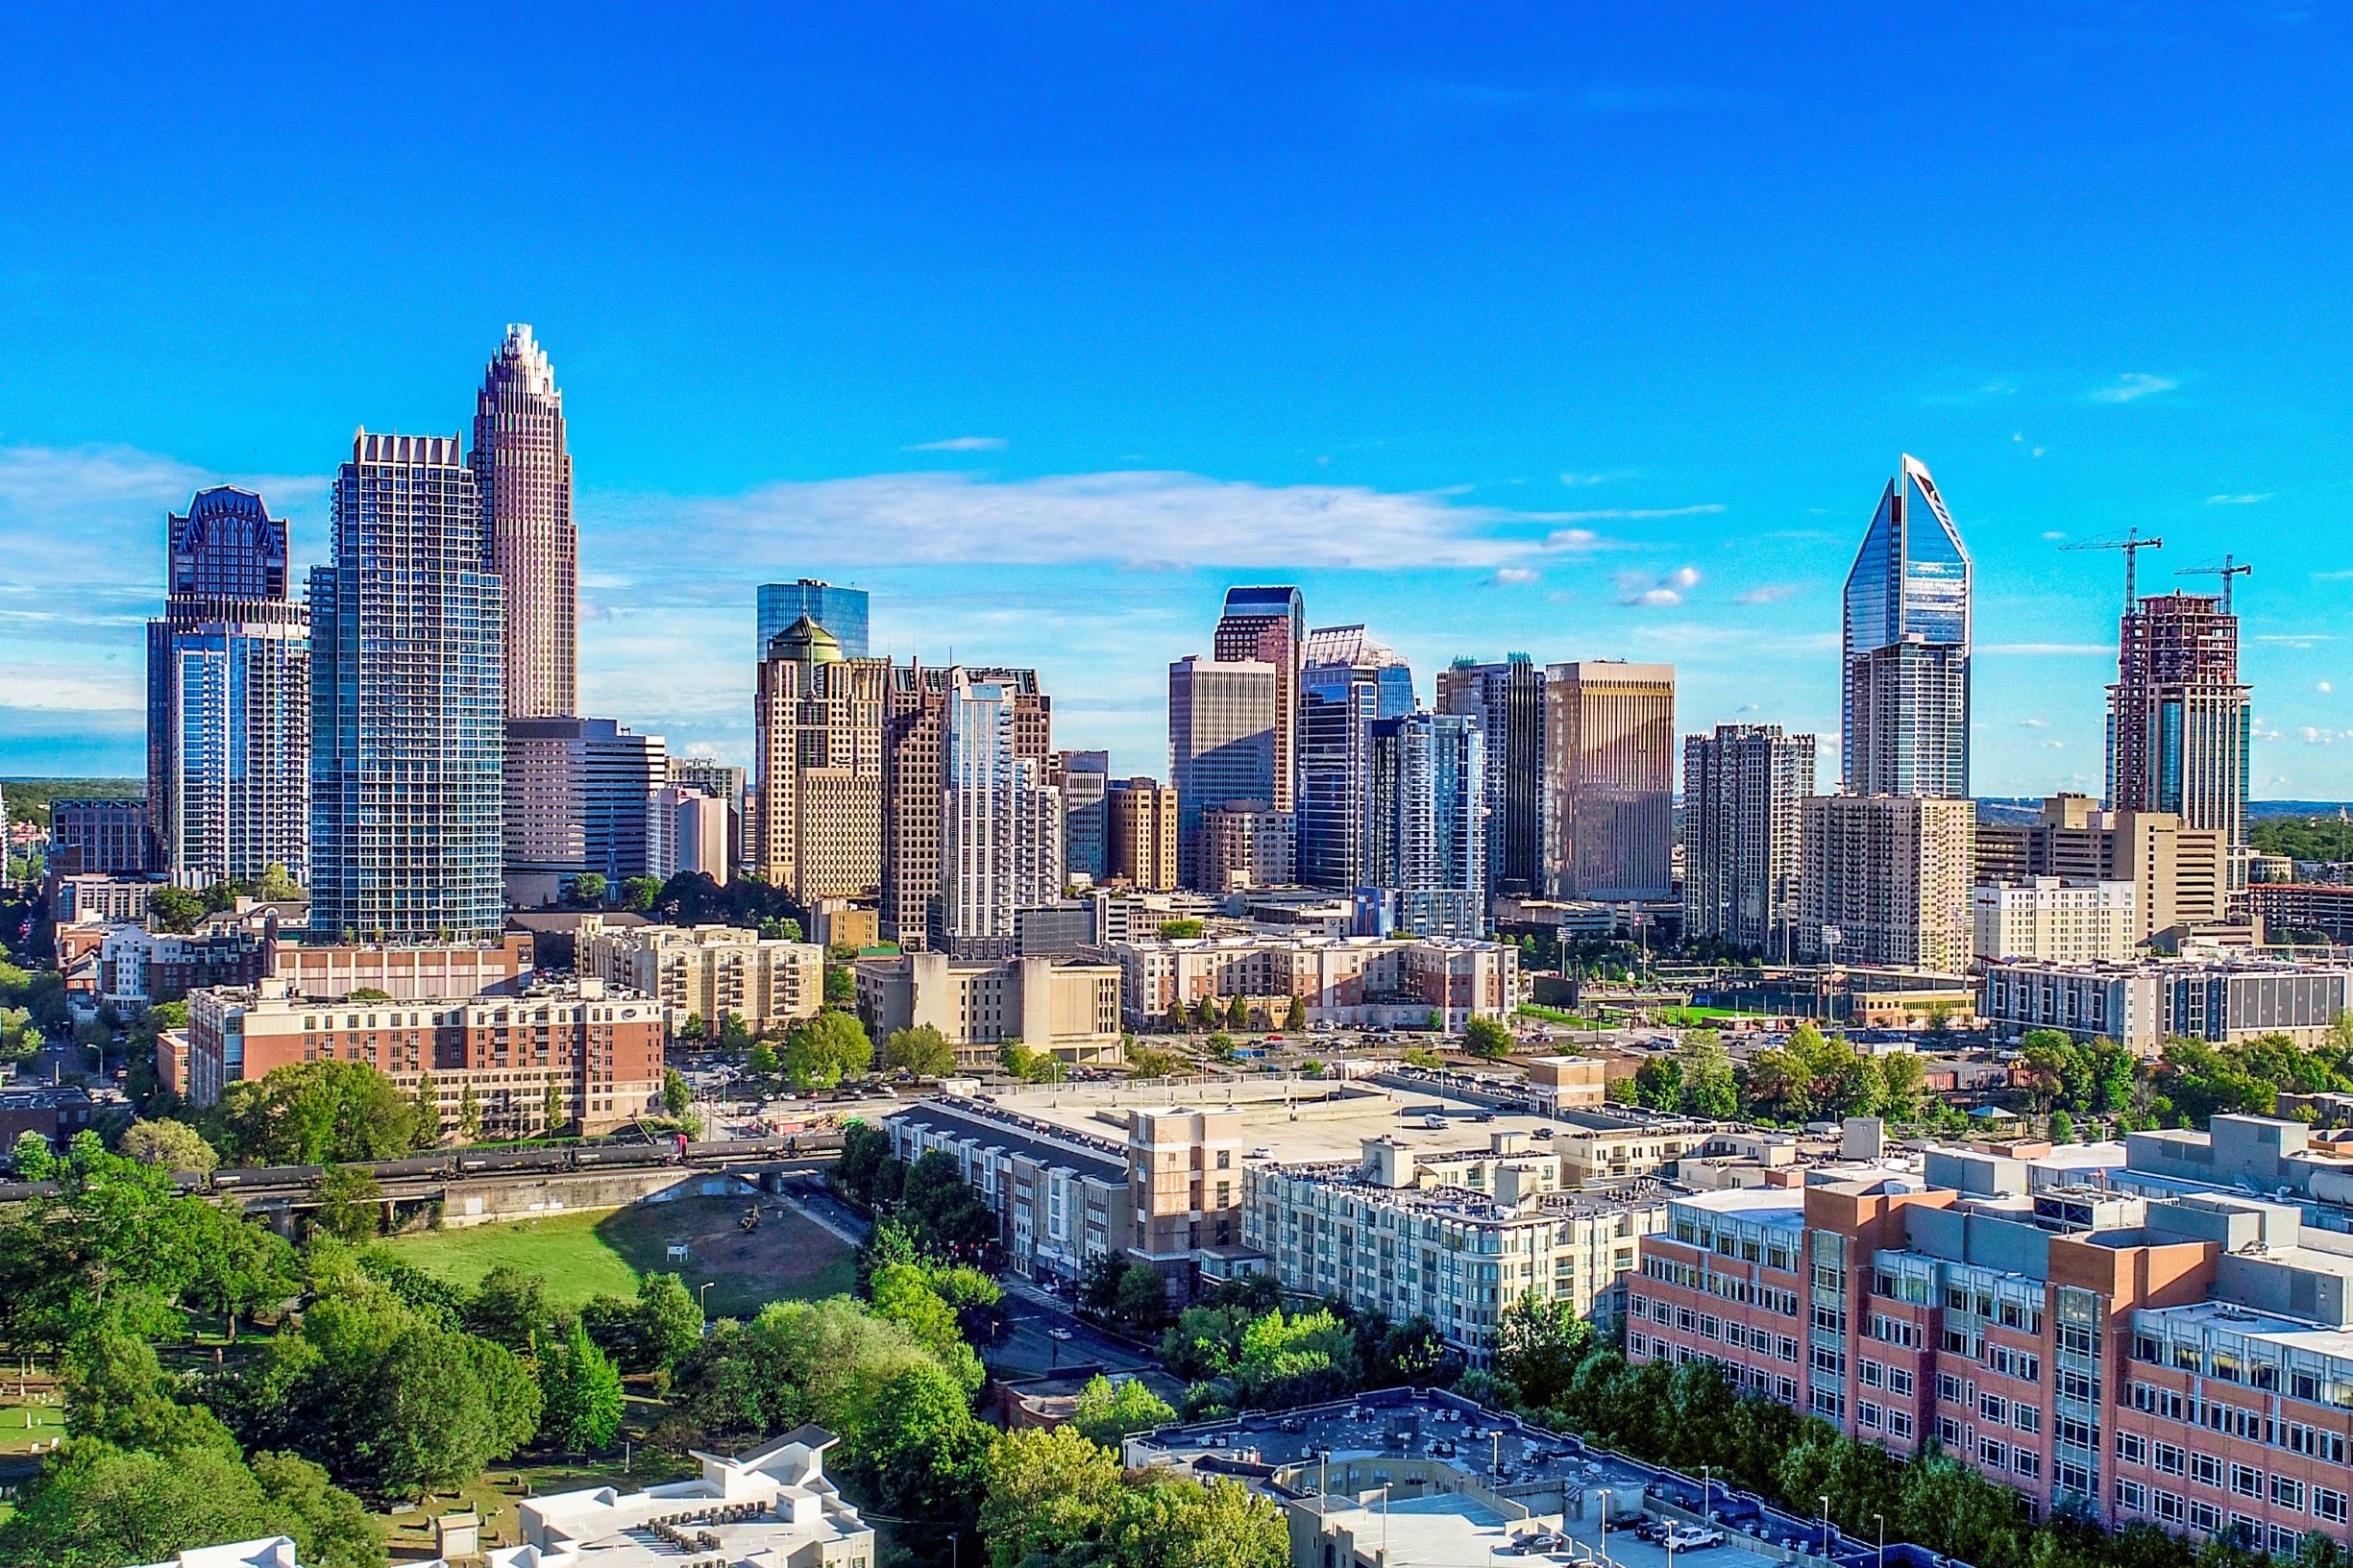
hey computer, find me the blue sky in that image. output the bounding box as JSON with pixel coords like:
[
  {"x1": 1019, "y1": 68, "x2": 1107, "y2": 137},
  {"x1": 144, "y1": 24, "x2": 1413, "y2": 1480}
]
[{"x1": 3, "y1": 4, "x2": 2350, "y2": 795}]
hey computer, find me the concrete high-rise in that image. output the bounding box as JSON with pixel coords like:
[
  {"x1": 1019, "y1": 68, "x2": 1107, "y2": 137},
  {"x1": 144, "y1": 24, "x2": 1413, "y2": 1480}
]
[
  {"x1": 1842, "y1": 454, "x2": 1971, "y2": 797},
  {"x1": 1367, "y1": 711, "x2": 1486, "y2": 938},
  {"x1": 1213, "y1": 586, "x2": 1305, "y2": 811},
  {"x1": 1436, "y1": 655, "x2": 1546, "y2": 898},
  {"x1": 146, "y1": 487, "x2": 309, "y2": 888},
  {"x1": 757, "y1": 580, "x2": 870, "y2": 663},
  {"x1": 1167, "y1": 654, "x2": 1280, "y2": 888},
  {"x1": 1681, "y1": 723, "x2": 1816, "y2": 961},
  {"x1": 1797, "y1": 794, "x2": 1975, "y2": 972},
  {"x1": 753, "y1": 617, "x2": 888, "y2": 904},
  {"x1": 1106, "y1": 777, "x2": 1180, "y2": 892},
  {"x1": 1976, "y1": 794, "x2": 2229, "y2": 946},
  {"x1": 503, "y1": 715, "x2": 666, "y2": 903},
  {"x1": 937, "y1": 669, "x2": 1062, "y2": 957},
  {"x1": 1051, "y1": 750, "x2": 1111, "y2": 882},
  {"x1": 2106, "y1": 591, "x2": 2251, "y2": 870},
  {"x1": 309, "y1": 432, "x2": 504, "y2": 940},
  {"x1": 471, "y1": 326, "x2": 575, "y2": 720},
  {"x1": 1197, "y1": 801, "x2": 1296, "y2": 894},
  {"x1": 1299, "y1": 625, "x2": 1414, "y2": 892},
  {"x1": 880, "y1": 662, "x2": 1052, "y2": 948},
  {"x1": 1543, "y1": 661, "x2": 1675, "y2": 901}
]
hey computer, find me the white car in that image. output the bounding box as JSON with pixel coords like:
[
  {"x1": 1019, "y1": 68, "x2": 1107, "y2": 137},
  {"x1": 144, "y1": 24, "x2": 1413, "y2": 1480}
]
[
  {"x1": 1661, "y1": 1526, "x2": 1726, "y2": 1552},
  {"x1": 1047, "y1": 1327, "x2": 1074, "y2": 1341}
]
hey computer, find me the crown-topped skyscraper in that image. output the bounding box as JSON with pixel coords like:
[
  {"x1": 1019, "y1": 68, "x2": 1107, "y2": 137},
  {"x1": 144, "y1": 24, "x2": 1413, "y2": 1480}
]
[
  {"x1": 1841, "y1": 453, "x2": 1972, "y2": 798},
  {"x1": 472, "y1": 324, "x2": 576, "y2": 721}
]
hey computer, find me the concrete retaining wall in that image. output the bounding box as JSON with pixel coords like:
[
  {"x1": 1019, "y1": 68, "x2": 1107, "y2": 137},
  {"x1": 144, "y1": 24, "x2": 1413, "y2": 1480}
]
[{"x1": 438, "y1": 1166, "x2": 755, "y2": 1228}]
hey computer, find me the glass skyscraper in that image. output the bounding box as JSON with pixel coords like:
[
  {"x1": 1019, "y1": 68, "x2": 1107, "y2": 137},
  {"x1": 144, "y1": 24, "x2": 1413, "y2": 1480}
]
[
  {"x1": 1366, "y1": 710, "x2": 1486, "y2": 938},
  {"x1": 1434, "y1": 654, "x2": 1546, "y2": 898},
  {"x1": 1297, "y1": 625, "x2": 1414, "y2": 891},
  {"x1": 309, "y1": 432, "x2": 505, "y2": 940},
  {"x1": 1841, "y1": 454, "x2": 1972, "y2": 798},
  {"x1": 1213, "y1": 585, "x2": 1305, "y2": 811},
  {"x1": 758, "y1": 579, "x2": 870, "y2": 661},
  {"x1": 146, "y1": 486, "x2": 309, "y2": 887}
]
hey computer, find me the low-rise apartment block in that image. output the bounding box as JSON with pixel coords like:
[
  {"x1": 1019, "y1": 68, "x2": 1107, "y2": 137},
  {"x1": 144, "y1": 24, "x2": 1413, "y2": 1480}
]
[
  {"x1": 886, "y1": 1096, "x2": 1135, "y2": 1283},
  {"x1": 575, "y1": 915, "x2": 821, "y2": 1038},
  {"x1": 1244, "y1": 1131, "x2": 1668, "y2": 1361},
  {"x1": 1983, "y1": 957, "x2": 2353, "y2": 1051},
  {"x1": 855, "y1": 951, "x2": 1122, "y2": 1066},
  {"x1": 267, "y1": 933, "x2": 534, "y2": 1001},
  {"x1": 1108, "y1": 932, "x2": 1517, "y2": 1031},
  {"x1": 172, "y1": 976, "x2": 666, "y2": 1135},
  {"x1": 1626, "y1": 1118, "x2": 2353, "y2": 1555},
  {"x1": 1973, "y1": 877, "x2": 2138, "y2": 965}
]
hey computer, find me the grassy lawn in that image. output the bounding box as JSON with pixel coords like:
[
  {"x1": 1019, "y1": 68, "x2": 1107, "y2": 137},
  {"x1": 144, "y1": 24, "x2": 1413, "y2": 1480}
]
[
  {"x1": 384, "y1": 1194, "x2": 856, "y2": 1317},
  {"x1": 378, "y1": 1437, "x2": 697, "y2": 1561},
  {"x1": 0, "y1": 1388, "x2": 63, "y2": 1458}
]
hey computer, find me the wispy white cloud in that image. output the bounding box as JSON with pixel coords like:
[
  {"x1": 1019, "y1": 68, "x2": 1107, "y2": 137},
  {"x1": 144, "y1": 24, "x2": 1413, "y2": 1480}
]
[
  {"x1": 1733, "y1": 583, "x2": 1802, "y2": 606},
  {"x1": 1553, "y1": 503, "x2": 1725, "y2": 523},
  {"x1": 2206, "y1": 492, "x2": 2272, "y2": 505},
  {"x1": 1558, "y1": 470, "x2": 1636, "y2": 487},
  {"x1": 2020, "y1": 718, "x2": 2049, "y2": 729},
  {"x1": 904, "y1": 435, "x2": 1008, "y2": 453},
  {"x1": 1617, "y1": 565, "x2": 1700, "y2": 607},
  {"x1": 2040, "y1": 530, "x2": 2068, "y2": 542},
  {"x1": 2090, "y1": 373, "x2": 2178, "y2": 404},
  {"x1": 2257, "y1": 633, "x2": 2338, "y2": 649},
  {"x1": 1489, "y1": 568, "x2": 1539, "y2": 586},
  {"x1": 2316, "y1": 569, "x2": 2353, "y2": 582}
]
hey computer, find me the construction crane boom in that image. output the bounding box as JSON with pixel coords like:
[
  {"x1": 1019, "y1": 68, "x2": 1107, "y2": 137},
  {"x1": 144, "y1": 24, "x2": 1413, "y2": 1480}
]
[
  {"x1": 2176, "y1": 552, "x2": 2253, "y2": 614},
  {"x1": 2062, "y1": 527, "x2": 2164, "y2": 607}
]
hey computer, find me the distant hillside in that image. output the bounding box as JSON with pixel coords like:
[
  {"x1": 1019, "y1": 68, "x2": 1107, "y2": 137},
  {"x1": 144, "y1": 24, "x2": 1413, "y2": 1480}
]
[
  {"x1": 3, "y1": 777, "x2": 143, "y2": 830},
  {"x1": 1978, "y1": 796, "x2": 2351, "y2": 829},
  {"x1": 2252, "y1": 815, "x2": 2353, "y2": 863}
]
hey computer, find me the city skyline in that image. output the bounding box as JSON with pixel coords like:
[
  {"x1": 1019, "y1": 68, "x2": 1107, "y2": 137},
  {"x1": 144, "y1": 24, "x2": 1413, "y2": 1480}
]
[{"x1": 6, "y1": 11, "x2": 2353, "y2": 797}]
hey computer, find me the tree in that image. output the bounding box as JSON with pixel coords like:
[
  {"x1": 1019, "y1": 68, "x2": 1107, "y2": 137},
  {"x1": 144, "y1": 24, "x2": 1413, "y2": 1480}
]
[
  {"x1": 1677, "y1": 1030, "x2": 1738, "y2": 1118},
  {"x1": 12, "y1": 1127, "x2": 56, "y2": 1178},
  {"x1": 1191, "y1": 995, "x2": 1220, "y2": 1030},
  {"x1": 466, "y1": 1265, "x2": 554, "y2": 1352},
  {"x1": 409, "y1": 1072, "x2": 441, "y2": 1146},
  {"x1": 211, "y1": 1061, "x2": 420, "y2": 1165},
  {"x1": 1463, "y1": 1016, "x2": 1512, "y2": 1059},
  {"x1": 146, "y1": 886, "x2": 208, "y2": 934},
  {"x1": 1113, "y1": 1262, "x2": 1171, "y2": 1332},
  {"x1": 1877, "y1": 1050, "x2": 1927, "y2": 1124},
  {"x1": 1284, "y1": 995, "x2": 1308, "y2": 1032},
  {"x1": 1159, "y1": 919, "x2": 1205, "y2": 940},
  {"x1": 0, "y1": 1439, "x2": 385, "y2": 1568},
  {"x1": 679, "y1": 1010, "x2": 706, "y2": 1041},
  {"x1": 619, "y1": 874, "x2": 662, "y2": 913},
  {"x1": 718, "y1": 1011, "x2": 754, "y2": 1052},
  {"x1": 1163, "y1": 998, "x2": 1189, "y2": 1034},
  {"x1": 868, "y1": 1262, "x2": 985, "y2": 1392},
  {"x1": 784, "y1": 1009, "x2": 874, "y2": 1090},
  {"x1": 1495, "y1": 1290, "x2": 1592, "y2": 1412},
  {"x1": 457, "y1": 1081, "x2": 481, "y2": 1142},
  {"x1": 311, "y1": 1164, "x2": 383, "y2": 1243},
  {"x1": 635, "y1": 1271, "x2": 704, "y2": 1371},
  {"x1": 824, "y1": 965, "x2": 856, "y2": 1007},
  {"x1": 186, "y1": 1200, "x2": 300, "y2": 1338},
  {"x1": 117, "y1": 1118, "x2": 217, "y2": 1179},
  {"x1": 764, "y1": 917, "x2": 804, "y2": 942},
  {"x1": 572, "y1": 871, "x2": 608, "y2": 905},
  {"x1": 1125, "y1": 1043, "x2": 1182, "y2": 1079},
  {"x1": 542, "y1": 1077, "x2": 569, "y2": 1135},
  {"x1": 662, "y1": 1066, "x2": 693, "y2": 1117},
  {"x1": 1070, "y1": 1373, "x2": 1176, "y2": 1445},
  {"x1": 748, "y1": 1038, "x2": 782, "y2": 1077},
  {"x1": 1226, "y1": 994, "x2": 1253, "y2": 1031},
  {"x1": 2047, "y1": 1109, "x2": 2076, "y2": 1143},
  {"x1": 979, "y1": 1426, "x2": 1125, "y2": 1568},
  {"x1": 883, "y1": 1023, "x2": 958, "y2": 1076},
  {"x1": 540, "y1": 1314, "x2": 625, "y2": 1452}
]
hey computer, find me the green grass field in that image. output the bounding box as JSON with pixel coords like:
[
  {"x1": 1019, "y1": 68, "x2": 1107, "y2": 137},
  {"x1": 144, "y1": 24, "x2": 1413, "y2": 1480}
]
[{"x1": 384, "y1": 1194, "x2": 856, "y2": 1317}]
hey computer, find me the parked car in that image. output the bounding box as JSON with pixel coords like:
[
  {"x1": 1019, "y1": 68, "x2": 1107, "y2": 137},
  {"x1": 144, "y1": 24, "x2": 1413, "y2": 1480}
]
[{"x1": 1661, "y1": 1526, "x2": 1726, "y2": 1552}]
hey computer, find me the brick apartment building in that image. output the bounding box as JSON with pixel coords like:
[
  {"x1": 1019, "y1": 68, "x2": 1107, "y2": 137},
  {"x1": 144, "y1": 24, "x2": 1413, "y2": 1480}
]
[
  {"x1": 171, "y1": 976, "x2": 666, "y2": 1136},
  {"x1": 1626, "y1": 1121, "x2": 2353, "y2": 1556}
]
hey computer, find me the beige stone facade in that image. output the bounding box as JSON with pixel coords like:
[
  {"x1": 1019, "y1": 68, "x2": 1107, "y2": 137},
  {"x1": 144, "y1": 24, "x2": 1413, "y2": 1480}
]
[
  {"x1": 575, "y1": 916, "x2": 821, "y2": 1038},
  {"x1": 855, "y1": 951, "x2": 1121, "y2": 1066},
  {"x1": 1798, "y1": 794, "x2": 1976, "y2": 972}
]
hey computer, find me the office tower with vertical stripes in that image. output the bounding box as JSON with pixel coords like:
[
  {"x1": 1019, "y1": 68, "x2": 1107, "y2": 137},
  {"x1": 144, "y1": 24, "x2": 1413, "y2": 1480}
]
[
  {"x1": 309, "y1": 432, "x2": 505, "y2": 940},
  {"x1": 1435, "y1": 654, "x2": 1546, "y2": 898},
  {"x1": 1544, "y1": 661, "x2": 1675, "y2": 901},
  {"x1": 1167, "y1": 654, "x2": 1280, "y2": 888},
  {"x1": 1842, "y1": 454, "x2": 1972, "y2": 798},
  {"x1": 1298, "y1": 625, "x2": 1414, "y2": 892},
  {"x1": 1213, "y1": 586, "x2": 1305, "y2": 811},
  {"x1": 1366, "y1": 710, "x2": 1487, "y2": 938},
  {"x1": 146, "y1": 487, "x2": 309, "y2": 888},
  {"x1": 472, "y1": 325, "x2": 575, "y2": 720},
  {"x1": 758, "y1": 580, "x2": 870, "y2": 663}
]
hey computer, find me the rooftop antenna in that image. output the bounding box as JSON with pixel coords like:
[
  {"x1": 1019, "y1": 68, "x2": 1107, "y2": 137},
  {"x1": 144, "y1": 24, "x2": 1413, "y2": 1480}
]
[
  {"x1": 2176, "y1": 553, "x2": 2253, "y2": 615},
  {"x1": 2061, "y1": 527, "x2": 2164, "y2": 609}
]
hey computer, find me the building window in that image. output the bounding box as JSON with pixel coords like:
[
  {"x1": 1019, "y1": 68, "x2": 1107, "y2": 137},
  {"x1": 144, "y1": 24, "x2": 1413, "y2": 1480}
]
[
  {"x1": 2229, "y1": 1465, "x2": 2263, "y2": 1500},
  {"x1": 2116, "y1": 1433, "x2": 2145, "y2": 1465},
  {"x1": 2316, "y1": 1489, "x2": 2351, "y2": 1527},
  {"x1": 2153, "y1": 1443, "x2": 2185, "y2": 1477},
  {"x1": 2117, "y1": 1480, "x2": 2146, "y2": 1513},
  {"x1": 2272, "y1": 1476, "x2": 2305, "y2": 1513}
]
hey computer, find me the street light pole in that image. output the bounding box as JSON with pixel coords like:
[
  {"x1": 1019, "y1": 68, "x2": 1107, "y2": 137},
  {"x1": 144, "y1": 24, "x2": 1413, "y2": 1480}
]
[
  {"x1": 1701, "y1": 1465, "x2": 1710, "y2": 1523},
  {"x1": 1874, "y1": 1513, "x2": 1885, "y2": 1568},
  {"x1": 1820, "y1": 1497, "x2": 1832, "y2": 1556}
]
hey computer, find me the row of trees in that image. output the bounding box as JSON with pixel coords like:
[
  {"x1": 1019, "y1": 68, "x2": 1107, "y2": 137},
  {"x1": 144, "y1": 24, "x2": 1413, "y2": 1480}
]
[
  {"x1": 1616, "y1": 1023, "x2": 1943, "y2": 1128},
  {"x1": 1157, "y1": 993, "x2": 1310, "y2": 1035},
  {"x1": 831, "y1": 1126, "x2": 999, "y2": 1262}
]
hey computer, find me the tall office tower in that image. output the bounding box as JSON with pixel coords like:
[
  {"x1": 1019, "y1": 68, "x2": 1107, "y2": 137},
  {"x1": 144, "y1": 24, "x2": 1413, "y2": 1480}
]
[
  {"x1": 471, "y1": 325, "x2": 575, "y2": 720},
  {"x1": 1435, "y1": 654, "x2": 1546, "y2": 897},
  {"x1": 309, "y1": 432, "x2": 504, "y2": 940},
  {"x1": 2106, "y1": 591, "x2": 2251, "y2": 868},
  {"x1": 1298, "y1": 625, "x2": 1414, "y2": 892},
  {"x1": 880, "y1": 681, "x2": 947, "y2": 948},
  {"x1": 1543, "y1": 661, "x2": 1675, "y2": 901},
  {"x1": 1681, "y1": 723, "x2": 1817, "y2": 960},
  {"x1": 1213, "y1": 586, "x2": 1305, "y2": 811},
  {"x1": 146, "y1": 487, "x2": 309, "y2": 887},
  {"x1": 757, "y1": 579, "x2": 870, "y2": 663},
  {"x1": 936, "y1": 670, "x2": 1063, "y2": 956},
  {"x1": 1106, "y1": 777, "x2": 1181, "y2": 891},
  {"x1": 1366, "y1": 711, "x2": 1487, "y2": 938},
  {"x1": 1842, "y1": 454, "x2": 1972, "y2": 797},
  {"x1": 1167, "y1": 654, "x2": 1280, "y2": 887},
  {"x1": 752, "y1": 617, "x2": 888, "y2": 903},
  {"x1": 1797, "y1": 794, "x2": 1976, "y2": 972},
  {"x1": 1051, "y1": 750, "x2": 1111, "y2": 881},
  {"x1": 581, "y1": 718, "x2": 665, "y2": 884}
]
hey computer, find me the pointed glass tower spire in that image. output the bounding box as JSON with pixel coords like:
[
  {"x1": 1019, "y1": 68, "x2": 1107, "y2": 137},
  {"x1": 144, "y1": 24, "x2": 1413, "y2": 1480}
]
[{"x1": 1840, "y1": 454, "x2": 1972, "y2": 797}]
